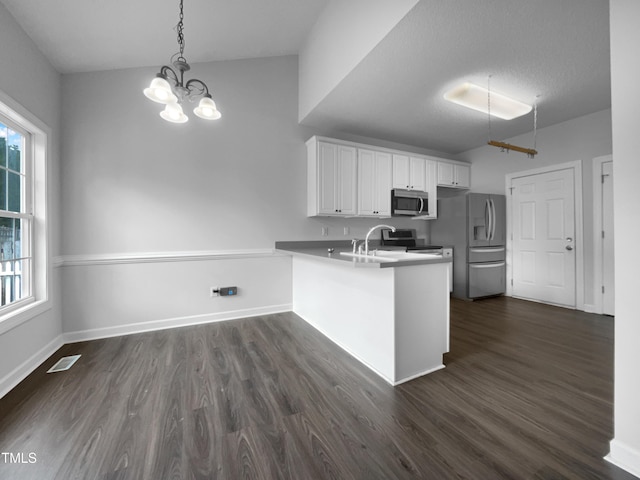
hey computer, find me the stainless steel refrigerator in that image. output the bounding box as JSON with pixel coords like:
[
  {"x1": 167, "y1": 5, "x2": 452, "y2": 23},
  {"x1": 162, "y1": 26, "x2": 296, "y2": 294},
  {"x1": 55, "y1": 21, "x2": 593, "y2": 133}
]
[{"x1": 431, "y1": 193, "x2": 506, "y2": 300}]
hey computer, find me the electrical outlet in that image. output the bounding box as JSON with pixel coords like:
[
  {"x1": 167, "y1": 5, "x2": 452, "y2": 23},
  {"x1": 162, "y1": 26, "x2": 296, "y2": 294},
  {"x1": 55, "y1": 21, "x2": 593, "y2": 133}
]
[
  {"x1": 344, "y1": 226, "x2": 350, "y2": 236},
  {"x1": 210, "y1": 286, "x2": 219, "y2": 297},
  {"x1": 321, "y1": 226, "x2": 328, "y2": 236}
]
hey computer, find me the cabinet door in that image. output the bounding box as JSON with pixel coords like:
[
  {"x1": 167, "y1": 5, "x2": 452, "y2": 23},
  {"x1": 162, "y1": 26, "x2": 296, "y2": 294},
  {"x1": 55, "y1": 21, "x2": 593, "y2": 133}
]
[
  {"x1": 409, "y1": 157, "x2": 426, "y2": 191},
  {"x1": 424, "y1": 159, "x2": 437, "y2": 218},
  {"x1": 337, "y1": 145, "x2": 357, "y2": 215},
  {"x1": 392, "y1": 154, "x2": 410, "y2": 189},
  {"x1": 317, "y1": 142, "x2": 356, "y2": 215},
  {"x1": 359, "y1": 149, "x2": 392, "y2": 216},
  {"x1": 358, "y1": 149, "x2": 376, "y2": 215},
  {"x1": 317, "y1": 142, "x2": 338, "y2": 214},
  {"x1": 437, "y1": 162, "x2": 455, "y2": 186},
  {"x1": 374, "y1": 151, "x2": 392, "y2": 216},
  {"x1": 455, "y1": 164, "x2": 470, "y2": 188}
]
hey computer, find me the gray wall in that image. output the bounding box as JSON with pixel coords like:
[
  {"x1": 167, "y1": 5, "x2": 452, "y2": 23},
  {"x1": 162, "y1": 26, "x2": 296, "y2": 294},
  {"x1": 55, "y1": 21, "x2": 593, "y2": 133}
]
[
  {"x1": 458, "y1": 108, "x2": 612, "y2": 309},
  {"x1": 59, "y1": 55, "x2": 427, "y2": 337},
  {"x1": 0, "y1": 3, "x2": 62, "y2": 390}
]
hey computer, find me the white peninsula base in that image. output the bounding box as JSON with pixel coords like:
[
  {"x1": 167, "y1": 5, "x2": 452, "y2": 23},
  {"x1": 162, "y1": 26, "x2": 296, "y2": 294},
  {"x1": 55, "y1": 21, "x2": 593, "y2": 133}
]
[{"x1": 292, "y1": 256, "x2": 450, "y2": 385}]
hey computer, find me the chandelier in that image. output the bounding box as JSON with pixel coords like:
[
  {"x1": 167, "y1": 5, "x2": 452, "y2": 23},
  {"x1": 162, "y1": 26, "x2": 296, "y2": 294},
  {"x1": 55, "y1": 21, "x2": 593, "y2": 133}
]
[{"x1": 143, "y1": 0, "x2": 221, "y2": 123}]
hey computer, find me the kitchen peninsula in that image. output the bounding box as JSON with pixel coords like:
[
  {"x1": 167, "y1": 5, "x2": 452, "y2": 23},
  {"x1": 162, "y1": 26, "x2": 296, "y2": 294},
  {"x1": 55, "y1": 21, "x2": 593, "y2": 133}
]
[{"x1": 276, "y1": 240, "x2": 451, "y2": 385}]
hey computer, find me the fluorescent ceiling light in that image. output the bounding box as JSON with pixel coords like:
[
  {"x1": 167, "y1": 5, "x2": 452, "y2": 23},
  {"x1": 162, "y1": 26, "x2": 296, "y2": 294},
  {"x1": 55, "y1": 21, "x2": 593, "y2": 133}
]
[{"x1": 444, "y1": 82, "x2": 532, "y2": 120}]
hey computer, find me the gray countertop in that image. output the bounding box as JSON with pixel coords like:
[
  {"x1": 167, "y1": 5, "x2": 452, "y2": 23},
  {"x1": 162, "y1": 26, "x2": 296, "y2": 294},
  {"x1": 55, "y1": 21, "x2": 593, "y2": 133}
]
[{"x1": 275, "y1": 241, "x2": 452, "y2": 269}]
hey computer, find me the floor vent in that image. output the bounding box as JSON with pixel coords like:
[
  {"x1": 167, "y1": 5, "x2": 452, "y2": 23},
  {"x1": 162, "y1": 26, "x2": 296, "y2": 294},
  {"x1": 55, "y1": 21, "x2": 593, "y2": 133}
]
[{"x1": 47, "y1": 355, "x2": 81, "y2": 373}]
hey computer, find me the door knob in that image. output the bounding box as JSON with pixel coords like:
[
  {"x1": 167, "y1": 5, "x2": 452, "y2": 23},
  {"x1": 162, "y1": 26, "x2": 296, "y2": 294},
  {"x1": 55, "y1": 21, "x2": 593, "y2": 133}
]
[
  {"x1": 566, "y1": 237, "x2": 573, "y2": 242},
  {"x1": 566, "y1": 245, "x2": 574, "y2": 251}
]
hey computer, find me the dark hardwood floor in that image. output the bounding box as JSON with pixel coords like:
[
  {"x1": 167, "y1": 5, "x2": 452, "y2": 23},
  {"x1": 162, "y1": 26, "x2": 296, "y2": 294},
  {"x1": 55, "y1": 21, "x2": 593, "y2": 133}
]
[{"x1": 0, "y1": 297, "x2": 634, "y2": 479}]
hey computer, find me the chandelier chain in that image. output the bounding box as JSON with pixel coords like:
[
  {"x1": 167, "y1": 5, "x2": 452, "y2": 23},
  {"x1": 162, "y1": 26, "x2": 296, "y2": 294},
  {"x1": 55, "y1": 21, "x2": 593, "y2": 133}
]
[{"x1": 176, "y1": 0, "x2": 185, "y2": 60}]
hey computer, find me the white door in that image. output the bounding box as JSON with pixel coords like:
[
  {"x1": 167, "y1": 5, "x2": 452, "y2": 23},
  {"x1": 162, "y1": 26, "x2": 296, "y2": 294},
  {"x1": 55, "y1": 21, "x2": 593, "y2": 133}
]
[
  {"x1": 511, "y1": 168, "x2": 576, "y2": 307},
  {"x1": 602, "y1": 161, "x2": 615, "y2": 315}
]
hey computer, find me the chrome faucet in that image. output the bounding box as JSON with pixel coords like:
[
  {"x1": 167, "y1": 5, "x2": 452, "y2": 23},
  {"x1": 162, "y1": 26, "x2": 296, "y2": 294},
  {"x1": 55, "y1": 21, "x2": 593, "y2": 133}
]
[
  {"x1": 364, "y1": 224, "x2": 396, "y2": 256},
  {"x1": 351, "y1": 238, "x2": 364, "y2": 254}
]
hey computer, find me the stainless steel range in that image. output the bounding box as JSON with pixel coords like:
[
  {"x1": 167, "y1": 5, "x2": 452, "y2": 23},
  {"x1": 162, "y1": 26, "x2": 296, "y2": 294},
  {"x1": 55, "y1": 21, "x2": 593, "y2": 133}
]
[{"x1": 380, "y1": 228, "x2": 444, "y2": 254}]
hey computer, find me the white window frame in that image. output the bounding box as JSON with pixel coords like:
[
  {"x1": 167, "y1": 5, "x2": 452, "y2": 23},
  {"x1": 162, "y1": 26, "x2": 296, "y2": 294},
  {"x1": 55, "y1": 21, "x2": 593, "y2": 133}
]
[
  {"x1": 0, "y1": 115, "x2": 34, "y2": 313},
  {"x1": 0, "y1": 91, "x2": 49, "y2": 334}
]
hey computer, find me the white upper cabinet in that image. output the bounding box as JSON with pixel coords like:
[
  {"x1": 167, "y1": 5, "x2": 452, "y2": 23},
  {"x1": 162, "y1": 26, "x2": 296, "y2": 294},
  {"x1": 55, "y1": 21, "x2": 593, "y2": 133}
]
[
  {"x1": 308, "y1": 139, "x2": 357, "y2": 216},
  {"x1": 307, "y1": 136, "x2": 467, "y2": 218},
  {"x1": 423, "y1": 159, "x2": 438, "y2": 219},
  {"x1": 437, "y1": 161, "x2": 470, "y2": 188},
  {"x1": 392, "y1": 155, "x2": 426, "y2": 191},
  {"x1": 358, "y1": 149, "x2": 392, "y2": 217}
]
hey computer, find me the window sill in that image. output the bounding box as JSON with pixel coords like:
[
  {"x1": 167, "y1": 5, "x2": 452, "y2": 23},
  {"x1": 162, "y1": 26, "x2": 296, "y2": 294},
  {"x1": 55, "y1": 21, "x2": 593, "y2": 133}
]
[{"x1": 0, "y1": 298, "x2": 51, "y2": 336}]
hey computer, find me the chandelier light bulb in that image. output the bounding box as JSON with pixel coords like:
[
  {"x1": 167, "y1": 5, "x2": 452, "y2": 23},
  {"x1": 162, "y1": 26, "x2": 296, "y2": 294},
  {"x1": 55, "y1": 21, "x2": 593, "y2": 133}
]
[
  {"x1": 143, "y1": 77, "x2": 177, "y2": 104},
  {"x1": 160, "y1": 102, "x2": 188, "y2": 123},
  {"x1": 194, "y1": 96, "x2": 222, "y2": 120}
]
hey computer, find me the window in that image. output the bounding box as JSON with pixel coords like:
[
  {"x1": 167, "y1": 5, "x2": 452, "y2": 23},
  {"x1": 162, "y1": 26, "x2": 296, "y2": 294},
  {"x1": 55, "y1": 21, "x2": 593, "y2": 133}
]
[{"x1": 0, "y1": 115, "x2": 32, "y2": 311}]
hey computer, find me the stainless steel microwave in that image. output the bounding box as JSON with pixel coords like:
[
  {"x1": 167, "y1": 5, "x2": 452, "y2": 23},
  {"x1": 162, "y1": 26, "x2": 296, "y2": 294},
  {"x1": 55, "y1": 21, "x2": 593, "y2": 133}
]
[{"x1": 391, "y1": 189, "x2": 429, "y2": 217}]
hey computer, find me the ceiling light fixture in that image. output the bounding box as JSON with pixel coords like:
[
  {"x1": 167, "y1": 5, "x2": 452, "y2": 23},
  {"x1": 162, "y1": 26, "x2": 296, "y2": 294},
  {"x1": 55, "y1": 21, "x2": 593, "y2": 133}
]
[
  {"x1": 485, "y1": 76, "x2": 539, "y2": 158},
  {"x1": 444, "y1": 82, "x2": 531, "y2": 120},
  {"x1": 143, "y1": 0, "x2": 221, "y2": 123}
]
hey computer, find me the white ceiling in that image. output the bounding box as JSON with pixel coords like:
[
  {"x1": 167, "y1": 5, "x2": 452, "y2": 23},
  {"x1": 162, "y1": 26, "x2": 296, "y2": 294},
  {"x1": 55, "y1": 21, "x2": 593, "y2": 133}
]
[
  {"x1": 1, "y1": 0, "x2": 612, "y2": 155},
  {"x1": 1, "y1": 0, "x2": 329, "y2": 73},
  {"x1": 302, "y1": 0, "x2": 612, "y2": 154}
]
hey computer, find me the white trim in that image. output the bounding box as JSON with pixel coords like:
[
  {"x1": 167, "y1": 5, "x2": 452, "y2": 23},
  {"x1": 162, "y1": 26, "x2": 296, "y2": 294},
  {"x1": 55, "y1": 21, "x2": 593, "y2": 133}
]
[
  {"x1": 0, "y1": 334, "x2": 63, "y2": 399},
  {"x1": 583, "y1": 303, "x2": 598, "y2": 314},
  {"x1": 62, "y1": 304, "x2": 293, "y2": 343},
  {"x1": 0, "y1": 299, "x2": 50, "y2": 336},
  {"x1": 606, "y1": 439, "x2": 640, "y2": 478},
  {"x1": 58, "y1": 248, "x2": 283, "y2": 267},
  {"x1": 592, "y1": 154, "x2": 613, "y2": 315},
  {"x1": 0, "y1": 88, "x2": 51, "y2": 336},
  {"x1": 393, "y1": 364, "x2": 445, "y2": 386},
  {"x1": 505, "y1": 160, "x2": 584, "y2": 310}
]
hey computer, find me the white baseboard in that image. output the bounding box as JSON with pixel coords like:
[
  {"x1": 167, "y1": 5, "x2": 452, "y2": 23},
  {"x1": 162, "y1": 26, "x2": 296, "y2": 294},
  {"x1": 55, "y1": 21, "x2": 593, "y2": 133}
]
[
  {"x1": 63, "y1": 304, "x2": 293, "y2": 343},
  {"x1": 0, "y1": 335, "x2": 64, "y2": 399},
  {"x1": 606, "y1": 439, "x2": 640, "y2": 478},
  {"x1": 394, "y1": 364, "x2": 446, "y2": 386},
  {"x1": 583, "y1": 303, "x2": 599, "y2": 314}
]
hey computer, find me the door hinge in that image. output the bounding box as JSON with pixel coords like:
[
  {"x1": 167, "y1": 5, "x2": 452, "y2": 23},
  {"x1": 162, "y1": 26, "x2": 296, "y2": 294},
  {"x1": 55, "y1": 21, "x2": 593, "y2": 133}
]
[
  {"x1": 511, "y1": 279, "x2": 514, "y2": 286},
  {"x1": 602, "y1": 286, "x2": 605, "y2": 294},
  {"x1": 602, "y1": 230, "x2": 605, "y2": 239}
]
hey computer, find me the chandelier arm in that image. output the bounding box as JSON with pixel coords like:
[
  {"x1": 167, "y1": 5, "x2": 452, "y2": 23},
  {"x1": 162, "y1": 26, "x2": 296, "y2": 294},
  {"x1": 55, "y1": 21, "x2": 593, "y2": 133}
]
[
  {"x1": 159, "y1": 65, "x2": 180, "y2": 86},
  {"x1": 185, "y1": 78, "x2": 210, "y2": 97}
]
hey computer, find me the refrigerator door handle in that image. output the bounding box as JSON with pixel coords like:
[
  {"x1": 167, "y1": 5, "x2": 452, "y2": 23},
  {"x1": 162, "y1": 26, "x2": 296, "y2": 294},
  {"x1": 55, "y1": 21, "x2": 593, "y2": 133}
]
[
  {"x1": 470, "y1": 247, "x2": 505, "y2": 253},
  {"x1": 470, "y1": 261, "x2": 506, "y2": 269},
  {"x1": 484, "y1": 199, "x2": 491, "y2": 241},
  {"x1": 489, "y1": 198, "x2": 496, "y2": 241}
]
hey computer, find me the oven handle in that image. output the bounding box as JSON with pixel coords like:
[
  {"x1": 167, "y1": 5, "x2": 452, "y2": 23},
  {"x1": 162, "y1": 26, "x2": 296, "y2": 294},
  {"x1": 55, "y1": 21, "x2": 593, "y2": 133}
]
[{"x1": 418, "y1": 197, "x2": 424, "y2": 214}]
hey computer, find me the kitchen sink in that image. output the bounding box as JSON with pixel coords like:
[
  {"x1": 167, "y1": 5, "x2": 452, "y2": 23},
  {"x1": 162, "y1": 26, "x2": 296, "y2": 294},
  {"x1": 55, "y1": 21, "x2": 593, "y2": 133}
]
[
  {"x1": 339, "y1": 251, "x2": 441, "y2": 261},
  {"x1": 339, "y1": 252, "x2": 399, "y2": 262}
]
